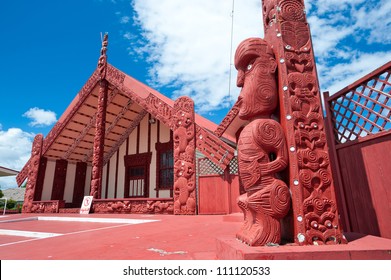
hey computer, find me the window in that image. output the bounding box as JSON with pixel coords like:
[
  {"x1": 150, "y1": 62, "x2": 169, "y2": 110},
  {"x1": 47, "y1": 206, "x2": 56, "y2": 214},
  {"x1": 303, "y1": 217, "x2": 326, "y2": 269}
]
[
  {"x1": 124, "y1": 153, "x2": 152, "y2": 198},
  {"x1": 159, "y1": 150, "x2": 174, "y2": 188},
  {"x1": 129, "y1": 166, "x2": 145, "y2": 178},
  {"x1": 156, "y1": 141, "x2": 174, "y2": 190},
  {"x1": 127, "y1": 166, "x2": 146, "y2": 197}
]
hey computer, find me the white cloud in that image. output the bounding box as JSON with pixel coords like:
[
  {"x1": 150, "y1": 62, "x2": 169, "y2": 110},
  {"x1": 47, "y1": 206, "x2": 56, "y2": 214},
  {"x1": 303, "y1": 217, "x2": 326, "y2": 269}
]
[
  {"x1": 125, "y1": 0, "x2": 390, "y2": 114},
  {"x1": 120, "y1": 16, "x2": 130, "y2": 24},
  {"x1": 320, "y1": 51, "x2": 391, "y2": 95},
  {"x1": 352, "y1": 0, "x2": 391, "y2": 44},
  {"x1": 306, "y1": 0, "x2": 391, "y2": 95},
  {"x1": 306, "y1": 0, "x2": 366, "y2": 15},
  {"x1": 307, "y1": 14, "x2": 356, "y2": 59},
  {"x1": 131, "y1": 0, "x2": 262, "y2": 113},
  {"x1": 0, "y1": 127, "x2": 34, "y2": 189},
  {"x1": 123, "y1": 32, "x2": 132, "y2": 40},
  {"x1": 23, "y1": 107, "x2": 57, "y2": 127}
]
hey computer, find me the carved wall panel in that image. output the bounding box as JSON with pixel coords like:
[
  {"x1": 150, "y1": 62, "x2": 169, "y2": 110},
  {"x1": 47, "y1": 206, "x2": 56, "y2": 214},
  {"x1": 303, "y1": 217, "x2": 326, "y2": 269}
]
[
  {"x1": 262, "y1": 0, "x2": 346, "y2": 245},
  {"x1": 22, "y1": 134, "x2": 44, "y2": 213},
  {"x1": 30, "y1": 200, "x2": 65, "y2": 213},
  {"x1": 92, "y1": 199, "x2": 174, "y2": 214},
  {"x1": 172, "y1": 97, "x2": 197, "y2": 214}
]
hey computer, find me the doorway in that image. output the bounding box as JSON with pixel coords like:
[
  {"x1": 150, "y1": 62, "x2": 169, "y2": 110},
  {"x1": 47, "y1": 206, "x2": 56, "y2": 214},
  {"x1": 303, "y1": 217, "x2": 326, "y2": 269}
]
[{"x1": 124, "y1": 153, "x2": 152, "y2": 198}]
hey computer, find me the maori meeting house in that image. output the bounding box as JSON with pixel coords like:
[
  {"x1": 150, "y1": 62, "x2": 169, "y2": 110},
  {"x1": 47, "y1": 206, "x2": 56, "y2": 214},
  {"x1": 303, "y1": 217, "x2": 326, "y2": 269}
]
[{"x1": 16, "y1": 0, "x2": 391, "y2": 246}]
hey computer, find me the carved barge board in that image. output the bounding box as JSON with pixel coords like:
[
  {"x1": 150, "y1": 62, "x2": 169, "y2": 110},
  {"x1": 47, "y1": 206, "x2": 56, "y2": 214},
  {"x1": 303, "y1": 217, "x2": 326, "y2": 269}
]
[{"x1": 22, "y1": 134, "x2": 44, "y2": 213}]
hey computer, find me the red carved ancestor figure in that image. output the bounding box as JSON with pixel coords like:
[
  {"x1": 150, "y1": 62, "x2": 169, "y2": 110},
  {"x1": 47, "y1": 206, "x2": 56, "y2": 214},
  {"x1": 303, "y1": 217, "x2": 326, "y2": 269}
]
[
  {"x1": 235, "y1": 38, "x2": 290, "y2": 246},
  {"x1": 172, "y1": 96, "x2": 196, "y2": 214}
]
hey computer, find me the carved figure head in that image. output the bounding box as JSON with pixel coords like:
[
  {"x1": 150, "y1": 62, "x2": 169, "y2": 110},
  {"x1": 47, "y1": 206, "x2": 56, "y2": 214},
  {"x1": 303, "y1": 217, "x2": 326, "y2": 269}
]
[
  {"x1": 288, "y1": 73, "x2": 317, "y2": 100},
  {"x1": 234, "y1": 38, "x2": 278, "y2": 120}
]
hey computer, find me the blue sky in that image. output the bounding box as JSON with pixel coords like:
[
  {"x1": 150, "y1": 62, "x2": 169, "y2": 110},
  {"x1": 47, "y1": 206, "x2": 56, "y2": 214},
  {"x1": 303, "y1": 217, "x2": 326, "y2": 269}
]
[{"x1": 0, "y1": 0, "x2": 390, "y2": 188}]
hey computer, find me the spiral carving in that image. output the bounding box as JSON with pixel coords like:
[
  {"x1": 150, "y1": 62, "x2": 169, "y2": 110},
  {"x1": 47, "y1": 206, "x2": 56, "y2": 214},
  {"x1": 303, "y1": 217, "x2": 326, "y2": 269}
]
[
  {"x1": 256, "y1": 121, "x2": 284, "y2": 149},
  {"x1": 313, "y1": 198, "x2": 327, "y2": 215},
  {"x1": 318, "y1": 168, "x2": 332, "y2": 188},
  {"x1": 299, "y1": 169, "x2": 313, "y2": 189},
  {"x1": 270, "y1": 181, "x2": 291, "y2": 218},
  {"x1": 256, "y1": 82, "x2": 278, "y2": 109},
  {"x1": 320, "y1": 209, "x2": 336, "y2": 224},
  {"x1": 279, "y1": 0, "x2": 305, "y2": 22}
]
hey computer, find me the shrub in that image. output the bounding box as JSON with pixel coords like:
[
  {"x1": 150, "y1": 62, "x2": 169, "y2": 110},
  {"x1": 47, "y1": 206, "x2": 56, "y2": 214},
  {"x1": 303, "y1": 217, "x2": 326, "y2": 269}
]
[{"x1": 6, "y1": 199, "x2": 17, "y2": 209}]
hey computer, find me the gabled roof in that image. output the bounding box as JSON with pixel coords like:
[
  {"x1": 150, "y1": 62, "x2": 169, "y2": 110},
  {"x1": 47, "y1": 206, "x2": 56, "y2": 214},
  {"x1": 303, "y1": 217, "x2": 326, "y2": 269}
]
[
  {"x1": 17, "y1": 64, "x2": 235, "y2": 186},
  {"x1": 0, "y1": 166, "x2": 19, "y2": 177}
]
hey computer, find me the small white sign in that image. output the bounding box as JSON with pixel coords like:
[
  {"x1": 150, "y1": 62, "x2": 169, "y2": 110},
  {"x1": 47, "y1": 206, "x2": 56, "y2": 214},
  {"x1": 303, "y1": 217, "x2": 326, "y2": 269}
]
[{"x1": 80, "y1": 196, "x2": 93, "y2": 214}]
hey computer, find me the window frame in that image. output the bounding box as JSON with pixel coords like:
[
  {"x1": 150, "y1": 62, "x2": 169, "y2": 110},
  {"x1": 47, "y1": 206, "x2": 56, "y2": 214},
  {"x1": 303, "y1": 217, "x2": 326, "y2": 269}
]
[
  {"x1": 155, "y1": 140, "x2": 174, "y2": 193},
  {"x1": 124, "y1": 152, "x2": 152, "y2": 198}
]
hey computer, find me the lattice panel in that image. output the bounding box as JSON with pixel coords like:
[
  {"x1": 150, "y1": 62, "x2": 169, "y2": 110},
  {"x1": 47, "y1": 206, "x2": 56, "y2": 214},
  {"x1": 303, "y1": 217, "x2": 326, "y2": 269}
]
[
  {"x1": 329, "y1": 65, "x2": 391, "y2": 144},
  {"x1": 229, "y1": 156, "x2": 238, "y2": 175},
  {"x1": 198, "y1": 157, "x2": 224, "y2": 176}
]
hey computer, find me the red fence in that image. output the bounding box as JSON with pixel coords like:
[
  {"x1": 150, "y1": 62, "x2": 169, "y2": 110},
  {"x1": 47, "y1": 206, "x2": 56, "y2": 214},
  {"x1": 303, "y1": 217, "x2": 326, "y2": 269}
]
[
  {"x1": 197, "y1": 157, "x2": 240, "y2": 214},
  {"x1": 324, "y1": 61, "x2": 391, "y2": 238}
]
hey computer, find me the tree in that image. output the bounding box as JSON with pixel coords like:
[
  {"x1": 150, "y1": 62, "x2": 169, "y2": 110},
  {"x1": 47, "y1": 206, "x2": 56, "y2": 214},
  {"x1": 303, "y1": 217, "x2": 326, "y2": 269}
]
[{"x1": 6, "y1": 199, "x2": 16, "y2": 209}]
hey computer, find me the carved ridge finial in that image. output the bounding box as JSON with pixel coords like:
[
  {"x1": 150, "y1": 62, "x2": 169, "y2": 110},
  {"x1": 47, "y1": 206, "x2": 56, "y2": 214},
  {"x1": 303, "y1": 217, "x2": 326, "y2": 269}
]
[{"x1": 98, "y1": 32, "x2": 108, "y2": 79}]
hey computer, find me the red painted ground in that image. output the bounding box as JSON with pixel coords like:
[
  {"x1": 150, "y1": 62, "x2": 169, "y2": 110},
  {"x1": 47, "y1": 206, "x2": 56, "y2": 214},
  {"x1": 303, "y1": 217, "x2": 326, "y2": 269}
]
[
  {"x1": 1, "y1": 213, "x2": 390, "y2": 260},
  {"x1": 0, "y1": 213, "x2": 241, "y2": 260}
]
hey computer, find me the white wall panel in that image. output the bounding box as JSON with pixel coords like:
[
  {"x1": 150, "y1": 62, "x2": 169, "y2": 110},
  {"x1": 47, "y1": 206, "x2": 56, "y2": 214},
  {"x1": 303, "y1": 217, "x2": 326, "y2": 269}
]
[
  {"x1": 63, "y1": 162, "x2": 76, "y2": 202},
  {"x1": 41, "y1": 160, "x2": 55, "y2": 200}
]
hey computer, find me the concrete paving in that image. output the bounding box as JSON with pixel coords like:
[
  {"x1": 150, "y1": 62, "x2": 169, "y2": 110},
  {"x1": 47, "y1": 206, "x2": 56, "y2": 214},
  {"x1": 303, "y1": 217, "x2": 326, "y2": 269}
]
[
  {"x1": 0, "y1": 213, "x2": 241, "y2": 260},
  {"x1": 1, "y1": 213, "x2": 390, "y2": 260}
]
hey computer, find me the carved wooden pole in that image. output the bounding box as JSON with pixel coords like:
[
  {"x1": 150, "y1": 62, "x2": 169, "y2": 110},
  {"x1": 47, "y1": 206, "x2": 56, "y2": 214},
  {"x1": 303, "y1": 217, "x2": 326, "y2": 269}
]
[
  {"x1": 90, "y1": 33, "x2": 108, "y2": 199},
  {"x1": 234, "y1": 38, "x2": 290, "y2": 246},
  {"x1": 22, "y1": 134, "x2": 44, "y2": 213},
  {"x1": 172, "y1": 96, "x2": 197, "y2": 215},
  {"x1": 261, "y1": 0, "x2": 346, "y2": 245}
]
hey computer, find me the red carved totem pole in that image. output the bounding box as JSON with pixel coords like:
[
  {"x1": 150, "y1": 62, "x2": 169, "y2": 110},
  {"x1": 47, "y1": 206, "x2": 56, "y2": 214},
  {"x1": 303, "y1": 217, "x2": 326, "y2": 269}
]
[
  {"x1": 22, "y1": 134, "x2": 44, "y2": 213},
  {"x1": 235, "y1": 38, "x2": 290, "y2": 246},
  {"x1": 90, "y1": 33, "x2": 109, "y2": 199},
  {"x1": 172, "y1": 97, "x2": 197, "y2": 214},
  {"x1": 238, "y1": 0, "x2": 344, "y2": 245}
]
